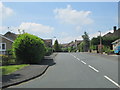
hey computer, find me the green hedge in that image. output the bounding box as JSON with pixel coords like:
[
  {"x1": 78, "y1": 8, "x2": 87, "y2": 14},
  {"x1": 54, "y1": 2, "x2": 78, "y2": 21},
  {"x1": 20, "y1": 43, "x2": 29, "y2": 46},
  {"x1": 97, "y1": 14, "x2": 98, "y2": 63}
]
[
  {"x1": 45, "y1": 47, "x2": 53, "y2": 56},
  {"x1": 12, "y1": 33, "x2": 46, "y2": 64}
]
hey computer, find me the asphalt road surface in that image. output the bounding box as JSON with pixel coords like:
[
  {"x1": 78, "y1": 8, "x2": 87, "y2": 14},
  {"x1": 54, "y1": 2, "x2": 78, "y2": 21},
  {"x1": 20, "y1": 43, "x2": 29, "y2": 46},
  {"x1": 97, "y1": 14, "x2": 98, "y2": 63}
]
[{"x1": 10, "y1": 53, "x2": 119, "y2": 88}]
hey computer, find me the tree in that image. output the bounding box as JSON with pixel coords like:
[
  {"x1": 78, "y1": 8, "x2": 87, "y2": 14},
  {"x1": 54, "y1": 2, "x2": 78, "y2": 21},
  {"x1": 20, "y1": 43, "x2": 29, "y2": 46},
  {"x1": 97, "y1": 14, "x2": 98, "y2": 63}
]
[
  {"x1": 91, "y1": 36, "x2": 120, "y2": 50},
  {"x1": 54, "y1": 39, "x2": 61, "y2": 52},
  {"x1": 12, "y1": 33, "x2": 46, "y2": 64},
  {"x1": 82, "y1": 32, "x2": 90, "y2": 52},
  {"x1": 78, "y1": 42, "x2": 84, "y2": 52}
]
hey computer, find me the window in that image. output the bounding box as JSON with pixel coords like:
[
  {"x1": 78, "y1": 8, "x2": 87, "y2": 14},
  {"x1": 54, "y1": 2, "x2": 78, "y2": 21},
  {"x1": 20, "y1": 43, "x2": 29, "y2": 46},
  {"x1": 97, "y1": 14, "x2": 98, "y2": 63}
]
[
  {"x1": 0, "y1": 43, "x2": 6, "y2": 51},
  {"x1": 2, "y1": 44, "x2": 5, "y2": 49}
]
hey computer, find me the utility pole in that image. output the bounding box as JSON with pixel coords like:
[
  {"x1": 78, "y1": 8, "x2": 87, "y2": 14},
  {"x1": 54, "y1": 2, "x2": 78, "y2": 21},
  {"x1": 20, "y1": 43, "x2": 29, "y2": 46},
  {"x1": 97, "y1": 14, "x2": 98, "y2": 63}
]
[
  {"x1": 75, "y1": 40, "x2": 78, "y2": 52},
  {"x1": 98, "y1": 31, "x2": 102, "y2": 54}
]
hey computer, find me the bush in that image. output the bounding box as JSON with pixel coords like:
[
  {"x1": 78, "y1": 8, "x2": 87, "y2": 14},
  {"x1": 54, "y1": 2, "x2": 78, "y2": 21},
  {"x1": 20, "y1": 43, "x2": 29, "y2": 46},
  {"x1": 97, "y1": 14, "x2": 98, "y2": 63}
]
[
  {"x1": 61, "y1": 48, "x2": 68, "y2": 52},
  {"x1": 12, "y1": 33, "x2": 46, "y2": 64},
  {"x1": 1, "y1": 55, "x2": 16, "y2": 65},
  {"x1": 103, "y1": 46, "x2": 114, "y2": 55},
  {"x1": 6, "y1": 49, "x2": 13, "y2": 55},
  {"x1": 45, "y1": 47, "x2": 53, "y2": 56}
]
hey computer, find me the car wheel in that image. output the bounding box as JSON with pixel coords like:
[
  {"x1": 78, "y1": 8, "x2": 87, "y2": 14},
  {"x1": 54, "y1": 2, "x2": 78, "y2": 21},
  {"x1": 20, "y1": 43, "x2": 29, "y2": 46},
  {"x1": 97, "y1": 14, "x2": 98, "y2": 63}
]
[{"x1": 118, "y1": 51, "x2": 120, "y2": 55}]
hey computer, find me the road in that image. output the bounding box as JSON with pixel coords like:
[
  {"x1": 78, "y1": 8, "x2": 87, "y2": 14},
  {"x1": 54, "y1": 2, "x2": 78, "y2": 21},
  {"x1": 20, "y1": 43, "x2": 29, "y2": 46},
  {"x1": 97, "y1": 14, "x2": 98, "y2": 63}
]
[{"x1": 10, "y1": 53, "x2": 119, "y2": 88}]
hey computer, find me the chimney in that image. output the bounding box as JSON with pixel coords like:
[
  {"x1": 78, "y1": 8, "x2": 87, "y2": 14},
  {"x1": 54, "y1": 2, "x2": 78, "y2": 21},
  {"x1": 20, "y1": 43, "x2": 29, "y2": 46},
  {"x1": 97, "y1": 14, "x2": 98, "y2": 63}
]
[{"x1": 113, "y1": 26, "x2": 117, "y2": 32}]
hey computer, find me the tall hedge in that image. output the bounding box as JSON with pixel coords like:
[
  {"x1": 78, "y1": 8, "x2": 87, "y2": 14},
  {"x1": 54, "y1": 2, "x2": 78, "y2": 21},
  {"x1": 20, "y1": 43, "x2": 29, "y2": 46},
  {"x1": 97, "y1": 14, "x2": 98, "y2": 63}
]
[{"x1": 12, "y1": 33, "x2": 46, "y2": 64}]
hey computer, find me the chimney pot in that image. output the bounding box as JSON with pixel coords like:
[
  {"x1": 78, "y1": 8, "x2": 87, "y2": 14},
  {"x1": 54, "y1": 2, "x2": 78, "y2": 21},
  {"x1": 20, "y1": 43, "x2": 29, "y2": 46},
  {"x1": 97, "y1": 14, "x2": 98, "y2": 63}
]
[{"x1": 114, "y1": 26, "x2": 117, "y2": 32}]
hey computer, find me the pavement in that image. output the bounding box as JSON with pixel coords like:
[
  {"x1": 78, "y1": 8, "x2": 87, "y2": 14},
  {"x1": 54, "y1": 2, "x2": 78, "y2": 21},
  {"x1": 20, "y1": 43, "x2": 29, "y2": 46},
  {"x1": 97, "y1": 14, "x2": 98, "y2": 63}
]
[
  {"x1": 1, "y1": 53, "x2": 57, "y2": 89},
  {"x1": 8, "y1": 52, "x2": 119, "y2": 88}
]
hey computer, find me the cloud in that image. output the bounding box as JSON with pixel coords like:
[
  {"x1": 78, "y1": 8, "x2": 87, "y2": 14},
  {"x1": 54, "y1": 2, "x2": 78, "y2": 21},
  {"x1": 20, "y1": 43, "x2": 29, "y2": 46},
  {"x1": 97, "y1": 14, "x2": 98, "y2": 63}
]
[
  {"x1": 0, "y1": 22, "x2": 54, "y2": 37},
  {"x1": 18, "y1": 22, "x2": 54, "y2": 34},
  {"x1": 54, "y1": 5, "x2": 93, "y2": 26},
  {"x1": 60, "y1": 32, "x2": 68, "y2": 36},
  {"x1": 0, "y1": 26, "x2": 8, "y2": 33},
  {"x1": 59, "y1": 36, "x2": 82, "y2": 44},
  {"x1": 0, "y1": 2, "x2": 14, "y2": 20}
]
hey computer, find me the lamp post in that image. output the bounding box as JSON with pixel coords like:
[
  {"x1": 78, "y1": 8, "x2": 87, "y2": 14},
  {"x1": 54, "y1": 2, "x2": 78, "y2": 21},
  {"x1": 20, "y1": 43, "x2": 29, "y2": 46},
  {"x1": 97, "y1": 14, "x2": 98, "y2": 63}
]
[
  {"x1": 75, "y1": 40, "x2": 78, "y2": 52},
  {"x1": 98, "y1": 31, "x2": 102, "y2": 54},
  {"x1": 52, "y1": 36, "x2": 56, "y2": 53}
]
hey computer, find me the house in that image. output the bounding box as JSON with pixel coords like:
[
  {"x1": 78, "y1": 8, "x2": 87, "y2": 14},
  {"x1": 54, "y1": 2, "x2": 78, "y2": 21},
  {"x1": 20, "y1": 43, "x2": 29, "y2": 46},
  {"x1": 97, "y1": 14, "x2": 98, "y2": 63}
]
[
  {"x1": 43, "y1": 39, "x2": 52, "y2": 48},
  {"x1": 0, "y1": 34, "x2": 14, "y2": 54},
  {"x1": 112, "y1": 39, "x2": 120, "y2": 50},
  {"x1": 0, "y1": 31, "x2": 52, "y2": 54},
  {"x1": 103, "y1": 26, "x2": 120, "y2": 37},
  {"x1": 61, "y1": 40, "x2": 82, "y2": 49},
  {"x1": 4, "y1": 31, "x2": 18, "y2": 41}
]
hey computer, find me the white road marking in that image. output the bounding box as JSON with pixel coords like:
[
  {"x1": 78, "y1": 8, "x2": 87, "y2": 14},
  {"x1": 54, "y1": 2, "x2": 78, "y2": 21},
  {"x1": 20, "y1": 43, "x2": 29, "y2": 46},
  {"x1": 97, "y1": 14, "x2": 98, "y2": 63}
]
[
  {"x1": 104, "y1": 75, "x2": 120, "y2": 88},
  {"x1": 88, "y1": 65, "x2": 99, "y2": 72},
  {"x1": 81, "y1": 60, "x2": 86, "y2": 65},
  {"x1": 74, "y1": 56, "x2": 76, "y2": 58},
  {"x1": 77, "y1": 58, "x2": 80, "y2": 60}
]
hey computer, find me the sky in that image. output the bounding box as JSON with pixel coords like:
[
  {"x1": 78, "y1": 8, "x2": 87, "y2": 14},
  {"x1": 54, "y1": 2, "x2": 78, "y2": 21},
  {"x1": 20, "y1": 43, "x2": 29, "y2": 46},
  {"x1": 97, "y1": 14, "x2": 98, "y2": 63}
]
[{"x1": 0, "y1": 2, "x2": 118, "y2": 44}]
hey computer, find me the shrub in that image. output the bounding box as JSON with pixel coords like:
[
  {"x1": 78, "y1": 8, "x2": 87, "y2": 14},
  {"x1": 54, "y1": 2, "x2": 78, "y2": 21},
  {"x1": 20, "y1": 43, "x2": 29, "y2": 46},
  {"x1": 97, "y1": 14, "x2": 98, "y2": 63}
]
[
  {"x1": 1, "y1": 55, "x2": 16, "y2": 65},
  {"x1": 12, "y1": 33, "x2": 46, "y2": 64},
  {"x1": 6, "y1": 49, "x2": 13, "y2": 55},
  {"x1": 45, "y1": 47, "x2": 53, "y2": 56},
  {"x1": 103, "y1": 46, "x2": 114, "y2": 55}
]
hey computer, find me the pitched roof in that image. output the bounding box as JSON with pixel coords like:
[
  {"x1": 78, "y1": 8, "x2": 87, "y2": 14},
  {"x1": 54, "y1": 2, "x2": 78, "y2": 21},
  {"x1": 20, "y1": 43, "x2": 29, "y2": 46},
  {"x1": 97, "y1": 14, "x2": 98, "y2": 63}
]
[
  {"x1": 0, "y1": 34, "x2": 14, "y2": 42},
  {"x1": 4, "y1": 31, "x2": 18, "y2": 41},
  {"x1": 112, "y1": 39, "x2": 120, "y2": 44}
]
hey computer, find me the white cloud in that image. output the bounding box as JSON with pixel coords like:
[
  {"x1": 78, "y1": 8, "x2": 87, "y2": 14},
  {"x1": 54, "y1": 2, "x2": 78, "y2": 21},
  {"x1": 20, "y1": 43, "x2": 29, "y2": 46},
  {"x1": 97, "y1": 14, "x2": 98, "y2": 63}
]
[
  {"x1": 0, "y1": 26, "x2": 7, "y2": 33},
  {"x1": 0, "y1": 22, "x2": 54, "y2": 36},
  {"x1": 60, "y1": 32, "x2": 68, "y2": 36},
  {"x1": 0, "y1": 2, "x2": 14, "y2": 20},
  {"x1": 18, "y1": 22, "x2": 54, "y2": 34},
  {"x1": 59, "y1": 36, "x2": 82, "y2": 44},
  {"x1": 54, "y1": 5, "x2": 93, "y2": 26}
]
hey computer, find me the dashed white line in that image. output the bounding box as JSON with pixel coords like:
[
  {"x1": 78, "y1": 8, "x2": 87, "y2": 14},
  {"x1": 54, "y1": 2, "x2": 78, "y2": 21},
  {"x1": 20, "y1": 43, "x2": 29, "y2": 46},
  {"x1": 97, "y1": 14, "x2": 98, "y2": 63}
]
[
  {"x1": 74, "y1": 56, "x2": 76, "y2": 58},
  {"x1": 70, "y1": 53, "x2": 120, "y2": 88},
  {"x1": 104, "y1": 75, "x2": 120, "y2": 88},
  {"x1": 81, "y1": 60, "x2": 86, "y2": 65},
  {"x1": 88, "y1": 65, "x2": 99, "y2": 72}
]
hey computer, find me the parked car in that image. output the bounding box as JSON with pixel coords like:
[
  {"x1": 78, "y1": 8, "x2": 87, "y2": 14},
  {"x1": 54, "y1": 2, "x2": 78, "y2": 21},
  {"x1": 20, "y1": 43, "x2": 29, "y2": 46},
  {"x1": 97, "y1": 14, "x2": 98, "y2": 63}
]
[{"x1": 114, "y1": 45, "x2": 120, "y2": 55}]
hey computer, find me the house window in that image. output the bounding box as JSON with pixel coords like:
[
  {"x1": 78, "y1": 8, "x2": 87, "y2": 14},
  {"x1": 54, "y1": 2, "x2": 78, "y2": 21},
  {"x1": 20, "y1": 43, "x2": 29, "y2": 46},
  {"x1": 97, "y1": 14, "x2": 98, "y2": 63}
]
[
  {"x1": 0, "y1": 43, "x2": 6, "y2": 51},
  {"x1": 2, "y1": 44, "x2": 5, "y2": 49}
]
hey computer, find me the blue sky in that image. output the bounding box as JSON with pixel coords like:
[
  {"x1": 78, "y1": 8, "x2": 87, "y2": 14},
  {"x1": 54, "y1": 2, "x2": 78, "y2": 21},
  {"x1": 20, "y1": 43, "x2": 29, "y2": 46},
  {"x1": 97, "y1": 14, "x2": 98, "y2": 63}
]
[{"x1": 1, "y1": 2, "x2": 118, "y2": 44}]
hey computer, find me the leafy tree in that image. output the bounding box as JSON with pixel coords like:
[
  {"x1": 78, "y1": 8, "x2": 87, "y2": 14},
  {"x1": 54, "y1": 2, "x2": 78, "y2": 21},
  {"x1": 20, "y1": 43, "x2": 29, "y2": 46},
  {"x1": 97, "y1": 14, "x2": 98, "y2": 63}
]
[
  {"x1": 102, "y1": 36, "x2": 120, "y2": 49},
  {"x1": 12, "y1": 33, "x2": 46, "y2": 64},
  {"x1": 78, "y1": 42, "x2": 84, "y2": 52},
  {"x1": 91, "y1": 36, "x2": 120, "y2": 50},
  {"x1": 82, "y1": 32, "x2": 90, "y2": 52},
  {"x1": 54, "y1": 39, "x2": 61, "y2": 52},
  {"x1": 91, "y1": 36, "x2": 100, "y2": 46}
]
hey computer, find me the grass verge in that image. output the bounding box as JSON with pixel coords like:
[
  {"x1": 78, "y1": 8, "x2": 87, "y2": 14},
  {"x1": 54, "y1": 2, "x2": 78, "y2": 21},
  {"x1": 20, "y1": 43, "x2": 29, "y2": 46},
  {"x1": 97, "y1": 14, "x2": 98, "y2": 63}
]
[{"x1": 0, "y1": 64, "x2": 29, "y2": 75}]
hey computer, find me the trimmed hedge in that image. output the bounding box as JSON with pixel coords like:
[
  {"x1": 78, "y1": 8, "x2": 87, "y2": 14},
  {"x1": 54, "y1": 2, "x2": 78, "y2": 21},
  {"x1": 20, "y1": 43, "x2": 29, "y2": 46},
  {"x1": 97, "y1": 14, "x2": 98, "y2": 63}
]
[{"x1": 12, "y1": 33, "x2": 46, "y2": 64}]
